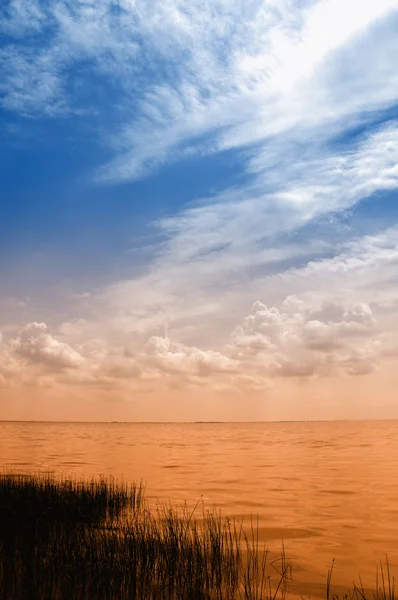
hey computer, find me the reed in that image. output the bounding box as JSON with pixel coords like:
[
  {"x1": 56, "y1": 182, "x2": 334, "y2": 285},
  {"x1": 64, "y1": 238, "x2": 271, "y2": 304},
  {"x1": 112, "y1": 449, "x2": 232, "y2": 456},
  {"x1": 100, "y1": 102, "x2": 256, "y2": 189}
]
[
  {"x1": 0, "y1": 472, "x2": 143, "y2": 530},
  {"x1": 0, "y1": 472, "x2": 394, "y2": 600}
]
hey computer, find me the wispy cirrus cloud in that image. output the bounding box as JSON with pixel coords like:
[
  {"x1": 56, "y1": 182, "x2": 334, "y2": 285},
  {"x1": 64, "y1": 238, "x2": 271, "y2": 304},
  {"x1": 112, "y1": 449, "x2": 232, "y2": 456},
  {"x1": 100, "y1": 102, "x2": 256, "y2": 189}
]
[
  {"x1": 95, "y1": 0, "x2": 398, "y2": 181},
  {"x1": 96, "y1": 121, "x2": 398, "y2": 350},
  {"x1": 2, "y1": 0, "x2": 397, "y2": 169}
]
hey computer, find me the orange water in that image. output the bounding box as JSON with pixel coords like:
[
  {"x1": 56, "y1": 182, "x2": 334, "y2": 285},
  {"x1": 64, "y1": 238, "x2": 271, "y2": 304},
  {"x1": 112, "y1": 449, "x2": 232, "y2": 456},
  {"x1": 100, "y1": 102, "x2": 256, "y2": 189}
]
[{"x1": 2, "y1": 419, "x2": 398, "y2": 596}]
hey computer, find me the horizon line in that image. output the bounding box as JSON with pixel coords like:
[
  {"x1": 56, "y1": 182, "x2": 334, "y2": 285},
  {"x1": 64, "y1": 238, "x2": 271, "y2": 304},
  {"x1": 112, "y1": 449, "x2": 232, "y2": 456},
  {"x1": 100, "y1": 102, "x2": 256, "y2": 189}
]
[{"x1": 0, "y1": 418, "x2": 396, "y2": 424}]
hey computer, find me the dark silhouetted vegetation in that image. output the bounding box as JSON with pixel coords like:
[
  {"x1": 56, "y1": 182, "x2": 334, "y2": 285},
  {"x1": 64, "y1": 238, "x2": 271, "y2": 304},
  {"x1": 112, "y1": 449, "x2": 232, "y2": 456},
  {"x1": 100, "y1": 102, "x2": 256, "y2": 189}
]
[{"x1": 0, "y1": 472, "x2": 395, "y2": 600}]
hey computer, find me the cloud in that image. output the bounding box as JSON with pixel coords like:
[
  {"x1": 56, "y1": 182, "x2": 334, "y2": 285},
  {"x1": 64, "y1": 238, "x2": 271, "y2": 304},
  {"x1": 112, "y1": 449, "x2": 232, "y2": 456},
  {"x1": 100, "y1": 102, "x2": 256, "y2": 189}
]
[
  {"x1": 95, "y1": 119, "x2": 398, "y2": 357},
  {"x1": 0, "y1": 0, "x2": 140, "y2": 116},
  {"x1": 144, "y1": 336, "x2": 237, "y2": 378},
  {"x1": 0, "y1": 321, "x2": 238, "y2": 390},
  {"x1": 3, "y1": 218, "x2": 394, "y2": 394},
  {"x1": 1, "y1": 287, "x2": 392, "y2": 394},
  {"x1": 271, "y1": 227, "x2": 398, "y2": 314},
  {"x1": 225, "y1": 298, "x2": 382, "y2": 378},
  {"x1": 0, "y1": 334, "x2": 20, "y2": 387},
  {"x1": 2, "y1": 0, "x2": 397, "y2": 173},
  {"x1": 96, "y1": 0, "x2": 398, "y2": 181},
  {"x1": 0, "y1": 46, "x2": 67, "y2": 116},
  {"x1": 10, "y1": 322, "x2": 85, "y2": 369},
  {"x1": 1, "y1": 0, "x2": 45, "y2": 36}
]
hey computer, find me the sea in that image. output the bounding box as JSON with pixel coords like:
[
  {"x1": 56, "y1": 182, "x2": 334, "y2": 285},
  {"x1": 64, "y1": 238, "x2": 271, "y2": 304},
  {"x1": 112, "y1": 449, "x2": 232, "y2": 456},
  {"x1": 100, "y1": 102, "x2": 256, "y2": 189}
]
[{"x1": 1, "y1": 419, "x2": 398, "y2": 597}]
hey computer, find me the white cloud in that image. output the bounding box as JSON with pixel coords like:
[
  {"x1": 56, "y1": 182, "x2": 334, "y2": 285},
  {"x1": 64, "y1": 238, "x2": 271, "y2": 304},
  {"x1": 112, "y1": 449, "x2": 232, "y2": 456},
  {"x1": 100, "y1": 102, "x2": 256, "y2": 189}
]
[
  {"x1": 11, "y1": 322, "x2": 85, "y2": 369},
  {"x1": 95, "y1": 120, "x2": 398, "y2": 355},
  {"x1": 2, "y1": 0, "x2": 397, "y2": 173},
  {"x1": 144, "y1": 335, "x2": 237, "y2": 377},
  {"x1": 225, "y1": 298, "x2": 385, "y2": 378},
  {"x1": 0, "y1": 47, "x2": 67, "y2": 116},
  {"x1": 271, "y1": 227, "x2": 398, "y2": 311},
  {"x1": 74, "y1": 225, "x2": 398, "y2": 388},
  {"x1": 96, "y1": 0, "x2": 398, "y2": 181},
  {"x1": 1, "y1": 0, "x2": 45, "y2": 36},
  {"x1": 1, "y1": 271, "x2": 397, "y2": 393}
]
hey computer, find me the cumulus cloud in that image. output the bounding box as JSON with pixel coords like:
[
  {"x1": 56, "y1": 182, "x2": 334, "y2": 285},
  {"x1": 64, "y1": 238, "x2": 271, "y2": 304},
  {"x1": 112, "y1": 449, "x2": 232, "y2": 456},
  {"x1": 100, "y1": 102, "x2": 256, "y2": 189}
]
[
  {"x1": 10, "y1": 322, "x2": 85, "y2": 369},
  {"x1": 226, "y1": 299, "x2": 383, "y2": 378},
  {"x1": 1, "y1": 292, "x2": 390, "y2": 394},
  {"x1": 145, "y1": 336, "x2": 237, "y2": 378},
  {"x1": 0, "y1": 322, "x2": 237, "y2": 390}
]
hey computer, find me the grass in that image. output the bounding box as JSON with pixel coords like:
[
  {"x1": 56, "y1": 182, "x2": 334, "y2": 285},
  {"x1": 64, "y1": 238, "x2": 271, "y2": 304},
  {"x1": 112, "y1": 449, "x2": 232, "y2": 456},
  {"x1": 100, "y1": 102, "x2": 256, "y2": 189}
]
[{"x1": 0, "y1": 472, "x2": 395, "y2": 600}]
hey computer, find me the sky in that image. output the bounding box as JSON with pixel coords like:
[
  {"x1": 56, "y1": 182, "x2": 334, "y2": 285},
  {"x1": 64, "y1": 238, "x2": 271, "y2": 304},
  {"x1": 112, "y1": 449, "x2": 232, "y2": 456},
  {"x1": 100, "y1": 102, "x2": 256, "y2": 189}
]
[{"x1": 1, "y1": 0, "x2": 398, "y2": 422}]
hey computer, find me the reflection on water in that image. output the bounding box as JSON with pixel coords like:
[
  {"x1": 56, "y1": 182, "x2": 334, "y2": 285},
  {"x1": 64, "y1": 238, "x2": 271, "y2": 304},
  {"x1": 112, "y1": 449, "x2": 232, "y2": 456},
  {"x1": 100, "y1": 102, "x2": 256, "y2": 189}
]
[{"x1": 1, "y1": 420, "x2": 398, "y2": 595}]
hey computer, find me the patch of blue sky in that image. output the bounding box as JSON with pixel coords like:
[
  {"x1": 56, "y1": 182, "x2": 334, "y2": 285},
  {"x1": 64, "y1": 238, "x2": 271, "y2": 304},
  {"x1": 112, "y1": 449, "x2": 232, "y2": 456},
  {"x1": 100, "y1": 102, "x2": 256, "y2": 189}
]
[
  {"x1": 0, "y1": 103, "x2": 249, "y2": 287},
  {"x1": 344, "y1": 189, "x2": 398, "y2": 235},
  {"x1": 326, "y1": 105, "x2": 398, "y2": 153}
]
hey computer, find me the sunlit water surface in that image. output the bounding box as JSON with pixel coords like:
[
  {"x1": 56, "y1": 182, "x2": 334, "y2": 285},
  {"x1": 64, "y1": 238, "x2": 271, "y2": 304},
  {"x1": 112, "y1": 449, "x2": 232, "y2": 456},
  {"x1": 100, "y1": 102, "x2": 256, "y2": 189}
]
[{"x1": 1, "y1": 420, "x2": 398, "y2": 596}]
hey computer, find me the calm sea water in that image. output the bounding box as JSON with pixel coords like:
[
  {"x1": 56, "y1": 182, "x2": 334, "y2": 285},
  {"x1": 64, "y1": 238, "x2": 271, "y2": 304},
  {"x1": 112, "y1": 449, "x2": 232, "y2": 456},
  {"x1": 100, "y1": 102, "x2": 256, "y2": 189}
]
[{"x1": 1, "y1": 420, "x2": 398, "y2": 595}]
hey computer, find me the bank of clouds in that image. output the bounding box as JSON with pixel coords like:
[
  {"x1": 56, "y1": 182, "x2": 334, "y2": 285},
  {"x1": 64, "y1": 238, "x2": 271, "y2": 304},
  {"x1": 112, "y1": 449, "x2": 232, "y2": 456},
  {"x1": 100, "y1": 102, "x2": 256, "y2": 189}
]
[{"x1": 1, "y1": 295, "x2": 395, "y2": 394}]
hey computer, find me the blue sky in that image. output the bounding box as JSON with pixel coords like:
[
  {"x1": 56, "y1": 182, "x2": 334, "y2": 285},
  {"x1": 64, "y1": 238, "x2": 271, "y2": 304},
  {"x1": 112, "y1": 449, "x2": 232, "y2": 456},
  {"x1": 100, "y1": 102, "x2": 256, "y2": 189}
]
[{"x1": 1, "y1": 0, "x2": 398, "y2": 421}]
